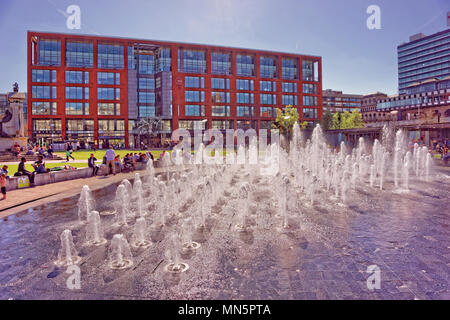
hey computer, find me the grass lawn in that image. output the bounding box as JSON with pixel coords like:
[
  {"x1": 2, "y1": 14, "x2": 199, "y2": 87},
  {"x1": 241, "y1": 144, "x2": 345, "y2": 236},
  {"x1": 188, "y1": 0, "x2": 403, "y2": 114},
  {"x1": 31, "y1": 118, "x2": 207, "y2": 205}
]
[
  {"x1": 4, "y1": 162, "x2": 89, "y2": 175},
  {"x1": 54, "y1": 149, "x2": 167, "y2": 160}
]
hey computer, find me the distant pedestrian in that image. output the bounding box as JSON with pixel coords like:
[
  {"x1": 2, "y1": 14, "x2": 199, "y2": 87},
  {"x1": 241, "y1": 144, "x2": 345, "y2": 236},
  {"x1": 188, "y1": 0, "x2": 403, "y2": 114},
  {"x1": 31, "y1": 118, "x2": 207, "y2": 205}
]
[
  {"x1": 105, "y1": 147, "x2": 116, "y2": 176},
  {"x1": 65, "y1": 150, "x2": 75, "y2": 161}
]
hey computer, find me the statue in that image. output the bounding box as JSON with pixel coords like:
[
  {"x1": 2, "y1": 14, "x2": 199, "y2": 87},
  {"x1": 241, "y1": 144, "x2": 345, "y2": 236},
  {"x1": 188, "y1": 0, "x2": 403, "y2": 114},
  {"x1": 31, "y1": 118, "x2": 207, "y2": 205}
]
[
  {"x1": 0, "y1": 87, "x2": 26, "y2": 137},
  {"x1": 0, "y1": 109, "x2": 13, "y2": 137}
]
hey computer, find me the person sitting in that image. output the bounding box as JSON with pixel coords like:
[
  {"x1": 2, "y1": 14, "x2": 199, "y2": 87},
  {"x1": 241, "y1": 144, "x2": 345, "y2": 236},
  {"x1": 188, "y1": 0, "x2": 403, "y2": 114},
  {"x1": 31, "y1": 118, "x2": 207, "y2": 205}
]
[
  {"x1": 16, "y1": 157, "x2": 35, "y2": 185},
  {"x1": 26, "y1": 147, "x2": 34, "y2": 155},
  {"x1": 38, "y1": 147, "x2": 46, "y2": 158},
  {"x1": 32, "y1": 155, "x2": 47, "y2": 174},
  {"x1": 88, "y1": 153, "x2": 99, "y2": 176},
  {"x1": 47, "y1": 145, "x2": 54, "y2": 158},
  {"x1": 12, "y1": 144, "x2": 20, "y2": 158},
  {"x1": 0, "y1": 165, "x2": 9, "y2": 178},
  {"x1": 122, "y1": 154, "x2": 134, "y2": 172},
  {"x1": 114, "y1": 155, "x2": 122, "y2": 172}
]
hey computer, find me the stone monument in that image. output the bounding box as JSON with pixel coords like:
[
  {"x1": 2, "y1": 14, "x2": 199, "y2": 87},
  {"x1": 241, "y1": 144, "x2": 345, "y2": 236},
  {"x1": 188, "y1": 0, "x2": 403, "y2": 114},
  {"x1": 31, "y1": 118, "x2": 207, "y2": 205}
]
[{"x1": 0, "y1": 83, "x2": 27, "y2": 151}]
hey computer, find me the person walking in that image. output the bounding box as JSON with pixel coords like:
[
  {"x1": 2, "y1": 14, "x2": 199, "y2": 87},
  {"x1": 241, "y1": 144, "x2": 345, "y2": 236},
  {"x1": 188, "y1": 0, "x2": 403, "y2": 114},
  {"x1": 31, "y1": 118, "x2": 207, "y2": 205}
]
[
  {"x1": 105, "y1": 147, "x2": 116, "y2": 176},
  {"x1": 88, "y1": 153, "x2": 99, "y2": 176},
  {"x1": 65, "y1": 149, "x2": 75, "y2": 161}
]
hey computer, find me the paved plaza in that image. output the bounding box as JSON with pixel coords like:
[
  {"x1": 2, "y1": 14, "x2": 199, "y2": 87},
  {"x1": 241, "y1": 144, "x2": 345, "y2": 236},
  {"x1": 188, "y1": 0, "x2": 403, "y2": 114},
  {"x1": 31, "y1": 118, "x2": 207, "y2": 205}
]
[{"x1": 0, "y1": 165, "x2": 448, "y2": 300}]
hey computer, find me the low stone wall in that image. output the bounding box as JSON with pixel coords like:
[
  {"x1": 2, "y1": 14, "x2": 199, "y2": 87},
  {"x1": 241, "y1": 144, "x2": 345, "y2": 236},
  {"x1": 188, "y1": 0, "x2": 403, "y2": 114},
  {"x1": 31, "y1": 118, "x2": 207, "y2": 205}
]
[{"x1": 6, "y1": 162, "x2": 150, "y2": 191}]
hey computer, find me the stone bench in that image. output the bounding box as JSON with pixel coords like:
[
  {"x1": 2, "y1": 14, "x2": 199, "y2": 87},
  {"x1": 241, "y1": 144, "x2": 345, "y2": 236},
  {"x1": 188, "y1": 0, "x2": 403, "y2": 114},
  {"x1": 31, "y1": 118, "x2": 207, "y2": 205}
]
[
  {"x1": 5, "y1": 167, "x2": 92, "y2": 191},
  {"x1": 97, "y1": 162, "x2": 147, "y2": 175},
  {"x1": 5, "y1": 162, "x2": 153, "y2": 191}
]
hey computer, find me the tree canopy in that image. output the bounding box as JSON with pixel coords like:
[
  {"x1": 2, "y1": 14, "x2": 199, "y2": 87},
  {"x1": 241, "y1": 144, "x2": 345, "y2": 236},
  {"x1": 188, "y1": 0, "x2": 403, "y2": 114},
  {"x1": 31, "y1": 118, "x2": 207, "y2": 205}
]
[{"x1": 330, "y1": 110, "x2": 364, "y2": 130}]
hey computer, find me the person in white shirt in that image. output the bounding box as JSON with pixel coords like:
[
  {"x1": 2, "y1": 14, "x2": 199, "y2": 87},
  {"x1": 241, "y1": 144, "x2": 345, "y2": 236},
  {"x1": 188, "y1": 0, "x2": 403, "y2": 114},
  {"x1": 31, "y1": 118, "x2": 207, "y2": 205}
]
[{"x1": 105, "y1": 147, "x2": 116, "y2": 176}]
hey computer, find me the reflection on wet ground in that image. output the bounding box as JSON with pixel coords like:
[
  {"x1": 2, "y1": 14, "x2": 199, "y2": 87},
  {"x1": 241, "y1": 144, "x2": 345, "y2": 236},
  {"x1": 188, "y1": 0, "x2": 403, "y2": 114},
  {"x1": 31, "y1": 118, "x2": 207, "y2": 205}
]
[{"x1": 0, "y1": 170, "x2": 449, "y2": 300}]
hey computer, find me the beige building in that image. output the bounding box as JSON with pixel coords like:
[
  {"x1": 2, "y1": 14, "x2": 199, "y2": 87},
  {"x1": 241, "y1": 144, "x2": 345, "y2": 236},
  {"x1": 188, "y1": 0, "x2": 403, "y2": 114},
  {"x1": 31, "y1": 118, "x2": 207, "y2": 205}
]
[{"x1": 322, "y1": 89, "x2": 362, "y2": 113}]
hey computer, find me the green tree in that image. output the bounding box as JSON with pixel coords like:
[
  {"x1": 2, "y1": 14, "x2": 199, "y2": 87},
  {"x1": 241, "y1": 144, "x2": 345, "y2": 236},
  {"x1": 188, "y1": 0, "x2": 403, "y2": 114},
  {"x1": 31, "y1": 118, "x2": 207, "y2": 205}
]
[
  {"x1": 330, "y1": 110, "x2": 364, "y2": 129},
  {"x1": 349, "y1": 109, "x2": 364, "y2": 128},
  {"x1": 320, "y1": 110, "x2": 333, "y2": 130},
  {"x1": 331, "y1": 112, "x2": 341, "y2": 129},
  {"x1": 272, "y1": 105, "x2": 300, "y2": 141}
]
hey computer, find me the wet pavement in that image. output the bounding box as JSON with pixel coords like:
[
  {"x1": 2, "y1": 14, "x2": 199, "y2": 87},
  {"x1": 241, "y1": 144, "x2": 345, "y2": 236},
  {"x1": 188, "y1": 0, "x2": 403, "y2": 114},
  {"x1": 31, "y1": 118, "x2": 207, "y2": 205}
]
[{"x1": 0, "y1": 167, "x2": 449, "y2": 300}]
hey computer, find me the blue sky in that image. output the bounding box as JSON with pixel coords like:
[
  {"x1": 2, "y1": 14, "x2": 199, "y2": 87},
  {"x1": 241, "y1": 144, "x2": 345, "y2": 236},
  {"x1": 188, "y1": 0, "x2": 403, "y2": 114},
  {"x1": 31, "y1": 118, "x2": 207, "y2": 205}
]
[{"x1": 0, "y1": 0, "x2": 448, "y2": 95}]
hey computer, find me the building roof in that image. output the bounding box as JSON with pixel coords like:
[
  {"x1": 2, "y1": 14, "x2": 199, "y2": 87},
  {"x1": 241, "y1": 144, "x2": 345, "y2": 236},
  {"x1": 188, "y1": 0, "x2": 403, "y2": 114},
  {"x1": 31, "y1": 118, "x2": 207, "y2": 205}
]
[{"x1": 28, "y1": 30, "x2": 321, "y2": 59}]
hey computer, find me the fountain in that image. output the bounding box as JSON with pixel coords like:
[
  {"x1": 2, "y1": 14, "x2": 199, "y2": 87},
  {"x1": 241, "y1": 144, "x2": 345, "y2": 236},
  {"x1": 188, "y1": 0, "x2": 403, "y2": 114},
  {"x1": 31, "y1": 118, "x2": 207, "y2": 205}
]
[
  {"x1": 164, "y1": 233, "x2": 189, "y2": 273},
  {"x1": 235, "y1": 183, "x2": 250, "y2": 231},
  {"x1": 55, "y1": 229, "x2": 81, "y2": 267},
  {"x1": 114, "y1": 184, "x2": 129, "y2": 226},
  {"x1": 85, "y1": 211, "x2": 107, "y2": 246},
  {"x1": 181, "y1": 217, "x2": 201, "y2": 251},
  {"x1": 132, "y1": 218, "x2": 151, "y2": 249},
  {"x1": 109, "y1": 234, "x2": 133, "y2": 269},
  {"x1": 78, "y1": 185, "x2": 94, "y2": 223}
]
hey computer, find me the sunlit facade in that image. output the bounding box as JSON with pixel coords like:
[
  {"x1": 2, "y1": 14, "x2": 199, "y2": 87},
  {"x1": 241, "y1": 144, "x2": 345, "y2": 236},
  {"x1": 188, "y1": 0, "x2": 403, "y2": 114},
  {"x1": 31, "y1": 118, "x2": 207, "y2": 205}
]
[{"x1": 28, "y1": 31, "x2": 322, "y2": 148}]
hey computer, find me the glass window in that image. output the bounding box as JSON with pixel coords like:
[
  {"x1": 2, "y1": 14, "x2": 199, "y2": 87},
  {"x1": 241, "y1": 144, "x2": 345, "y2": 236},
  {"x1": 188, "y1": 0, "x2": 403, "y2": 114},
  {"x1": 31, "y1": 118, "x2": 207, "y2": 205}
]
[
  {"x1": 178, "y1": 120, "x2": 206, "y2": 130},
  {"x1": 97, "y1": 72, "x2": 120, "y2": 85},
  {"x1": 282, "y1": 58, "x2": 298, "y2": 80},
  {"x1": 128, "y1": 46, "x2": 135, "y2": 70},
  {"x1": 185, "y1": 105, "x2": 205, "y2": 116},
  {"x1": 138, "y1": 54, "x2": 155, "y2": 75},
  {"x1": 38, "y1": 39, "x2": 61, "y2": 66},
  {"x1": 236, "y1": 54, "x2": 255, "y2": 76},
  {"x1": 185, "y1": 76, "x2": 204, "y2": 88},
  {"x1": 237, "y1": 106, "x2": 254, "y2": 117},
  {"x1": 65, "y1": 71, "x2": 89, "y2": 84},
  {"x1": 236, "y1": 93, "x2": 254, "y2": 104},
  {"x1": 66, "y1": 41, "x2": 93, "y2": 67},
  {"x1": 211, "y1": 120, "x2": 233, "y2": 129},
  {"x1": 260, "y1": 56, "x2": 277, "y2": 78},
  {"x1": 65, "y1": 87, "x2": 88, "y2": 100},
  {"x1": 32, "y1": 119, "x2": 61, "y2": 132},
  {"x1": 178, "y1": 49, "x2": 207, "y2": 73},
  {"x1": 32, "y1": 69, "x2": 56, "y2": 83},
  {"x1": 302, "y1": 60, "x2": 319, "y2": 81},
  {"x1": 98, "y1": 43, "x2": 124, "y2": 69},
  {"x1": 260, "y1": 94, "x2": 276, "y2": 105},
  {"x1": 138, "y1": 78, "x2": 155, "y2": 90},
  {"x1": 156, "y1": 47, "x2": 171, "y2": 72},
  {"x1": 212, "y1": 91, "x2": 230, "y2": 103},
  {"x1": 303, "y1": 95, "x2": 318, "y2": 106},
  {"x1": 138, "y1": 92, "x2": 155, "y2": 104},
  {"x1": 302, "y1": 83, "x2": 317, "y2": 94},
  {"x1": 65, "y1": 102, "x2": 89, "y2": 115},
  {"x1": 185, "y1": 91, "x2": 205, "y2": 103},
  {"x1": 98, "y1": 119, "x2": 125, "y2": 136},
  {"x1": 211, "y1": 52, "x2": 231, "y2": 75},
  {"x1": 303, "y1": 108, "x2": 317, "y2": 118},
  {"x1": 237, "y1": 79, "x2": 254, "y2": 91},
  {"x1": 98, "y1": 87, "x2": 119, "y2": 100},
  {"x1": 212, "y1": 78, "x2": 230, "y2": 89},
  {"x1": 98, "y1": 103, "x2": 120, "y2": 115},
  {"x1": 282, "y1": 82, "x2": 297, "y2": 93},
  {"x1": 31, "y1": 102, "x2": 57, "y2": 115},
  {"x1": 282, "y1": 95, "x2": 297, "y2": 105},
  {"x1": 260, "y1": 107, "x2": 276, "y2": 117},
  {"x1": 139, "y1": 106, "x2": 156, "y2": 118},
  {"x1": 212, "y1": 106, "x2": 230, "y2": 117},
  {"x1": 66, "y1": 119, "x2": 94, "y2": 136},
  {"x1": 32, "y1": 86, "x2": 57, "y2": 99},
  {"x1": 260, "y1": 81, "x2": 276, "y2": 92}
]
